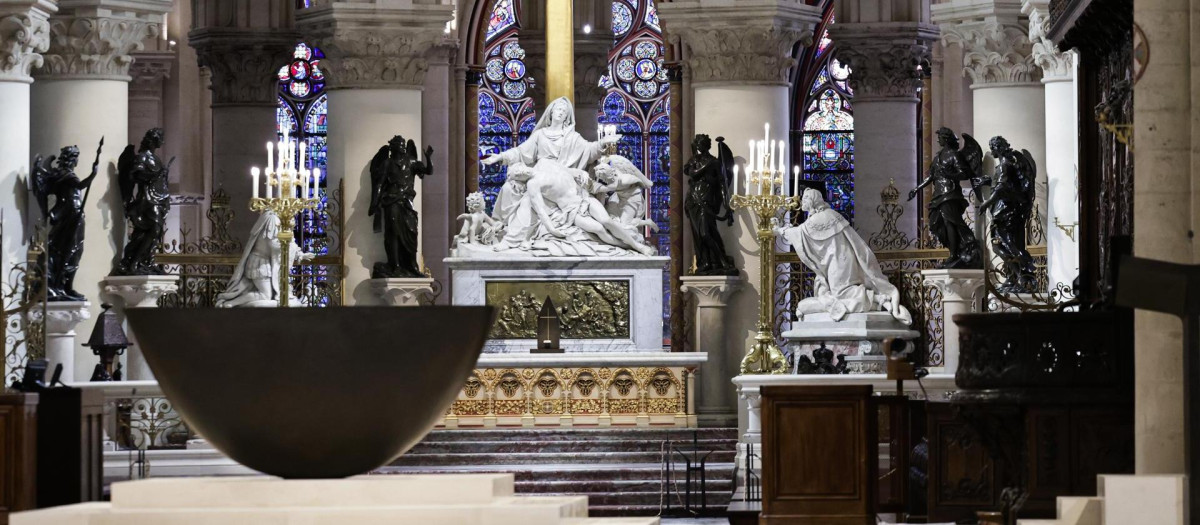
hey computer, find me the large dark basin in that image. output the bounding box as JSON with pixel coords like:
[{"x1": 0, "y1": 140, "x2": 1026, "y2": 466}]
[{"x1": 125, "y1": 306, "x2": 493, "y2": 479}]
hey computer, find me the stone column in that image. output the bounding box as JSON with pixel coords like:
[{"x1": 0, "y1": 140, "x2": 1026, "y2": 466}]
[
  {"x1": 0, "y1": 1, "x2": 51, "y2": 274},
  {"x1": 40, "y1": 301, "x2": 91, "y2": 382},
  {"x1": 830, "y1": 24, "x2": 938, "y2": 241},
  {"x1": 680, "y1": 275, "x2": 743, "y2": 427},
  {"x1": 297, "y1": 0, "x2": 454, "y2": 306},
  {"x1": 934, "y1": 0, "x2": 1047, "y2": 222},
  {"x1": 30, "y1": 0, "x2": 171, "y2": 382},
  {"x1": 422, "y1": 43, "x2": 456, "y2": 297},
  {"x1": 660, "y1": 1, "x2": 822, "y2": 391},
  {"x1": 920, "y1": 269, "x2": 984, "y2": 373},
  {"x1": 189, "y1": 31, "x2": 296, "y2": 242},
  {"x1": 1023, "y1": 0, "x2": 1078, "y2": 291},
  {"x1": 128, "y1": 52, "x2": 173, "y2": 142}
]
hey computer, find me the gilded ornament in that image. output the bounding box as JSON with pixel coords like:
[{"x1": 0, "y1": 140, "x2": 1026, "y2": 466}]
[{"x1": 487, "y1": 281, "x2": 630, "y2": 339}]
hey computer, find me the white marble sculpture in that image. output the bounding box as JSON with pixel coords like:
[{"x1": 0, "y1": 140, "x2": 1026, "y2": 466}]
[
  {"x1": 455, "y1": 192, "x2": 501, "y2": 247},
  {"x1": 215, "y1": 210, "x2": 313, "y2": 307},
  {"x1": 458, "y1": 96, "x2": 656, "y2": 258},
  {"x1": 773, "y1": 189, "x2": 912, "y2": 325}
]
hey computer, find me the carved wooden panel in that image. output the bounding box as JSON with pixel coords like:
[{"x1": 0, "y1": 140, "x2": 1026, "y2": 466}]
[
  {"x1": 926, "y1": 402, "x2": 1002, "y2": 523},
  {"x1": 761, "y1": 385, "x2": 875, "y2": 524},
  {"x1": 0, "y1": 393, "x2": 37, "y2": 525}
]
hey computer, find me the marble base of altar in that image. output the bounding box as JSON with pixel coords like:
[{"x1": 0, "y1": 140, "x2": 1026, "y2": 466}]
[
  {"x1": 101, "y1": 275, "x2": 179, "y2": 380},
  {"x1": 370, "y1": 277, "x2": 436, "y2": 306},
  {"x1": 446, "y1": 256, "x2": 668, "y2": 353},
  {"x1": 11, "y1": 474, "x2": 658, "y2": 524},
  {"x1": 441, "y1": 352, "x2": 706, "y2": 428},
  {"x1": 781, "y1": 312, "x2": 920, "y2": 374}
]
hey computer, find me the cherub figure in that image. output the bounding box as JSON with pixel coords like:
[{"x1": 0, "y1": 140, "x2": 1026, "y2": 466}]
[
  {"x1": 456, "y1": 192, "x2": 500, "y2": 245},
  {"x1": 594, "y1": 155, "x2": 657, "y2": 232}
]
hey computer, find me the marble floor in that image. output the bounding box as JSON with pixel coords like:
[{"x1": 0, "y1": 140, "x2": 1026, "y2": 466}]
[{"x1": 659, "y1": 520, "x2": 728, "y2": 524}]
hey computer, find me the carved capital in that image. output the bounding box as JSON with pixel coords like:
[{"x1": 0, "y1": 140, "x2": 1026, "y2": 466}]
[
  {"x1": 35, "y1": 1, "x2": 171, "y2": 81},
  {"x1": 129, "y1": 51, "x2": 172, "y2": 98},
  {"x1": 680, "y1": 275, "x2": 744, "y2": 308},
  {"x1": 297, "y1": 2, "x2": 456, "y2": 90},
  {"x1": 830, "y1": 24, "x2": 937, "y2": 100},
  {"x1": 1022, "y1": 0, "x2": 1074, "y2": 80},
  {"x1": 659, "y1": 1, "x2": 821, "y2": 85},
  {"x1": 190, "y1": 30, "x2": 297, "y2": 106},
  {"x1": 941, "y1": 20, "x2": 1039, "y2": 85},
  {"x1": 0, "y1": 2, "x2": 53, "y2": 83},
  {"x1": 103, "y1": 275, "x2": 180, "y2": 308},
  {"x1": 921, "y1": 269, "x2": 986, "y2": 304},
  {"x1": 35, "y1": 301, "x2": 92, "y2": 335},
  {"x1": 370, "y1": 277, "x2": 436, "y2": 307}
]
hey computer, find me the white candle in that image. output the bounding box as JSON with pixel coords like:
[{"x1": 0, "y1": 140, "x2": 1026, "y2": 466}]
[
  {"x1": 764, "y1": 122, "x2": 770, "y2": 147},
  {"x1": 793, "y1": 165, "x2": 800, "y2": 195},
  {"x1": 277, "y1": 140, "x2": 286, "y2": 173},
  {"x1": 299, "y1": 140, "x2": 307, "y2": 172},
  {"x1": 779, "y1": 140, "x2": 786, "y2": 175},
  {"x1": 289, "y1": 140, "x2": 297, "y2": 172},
  {"x1": 768, "y1": 140, "x2": 775, "y2": 175},
  {"x1": 733, "y1": 164, "x2": 740, "y2": 196},
  {"x1": 267, "y1": 142, "x2": 274, "y2": 174},
  {"x1": 251, "y1": 167, "x2": 260, "y2": 199},
  {"x1": 313, "y1": 168, "x2": 321, "y2": 200}
]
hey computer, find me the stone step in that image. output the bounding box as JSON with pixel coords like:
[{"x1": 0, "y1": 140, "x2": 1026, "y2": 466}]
[
  {"x1": 514, "y1": 479, "x2": 734, "y2": 495},
  {"x1": 541, "y1": 491, "x2": 732, "y2": 507},
  {"x1": 376, "y1": 463, "x2": 735, "y2": 482},
  {"x1": 409, "y1": 439, "x2": 738, "y2": 454},
  {"x1": 424, "y1": 428, "x2": 737, "y2": 442},
  {"x1": 589, "y1": 504, "x2": 723, "y2": 517},
  {"x1": 390, "y1": 450, "x2": 737, "y2": 467}
]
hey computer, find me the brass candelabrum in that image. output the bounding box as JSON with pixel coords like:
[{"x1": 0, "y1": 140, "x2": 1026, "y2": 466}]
[
  {"x1": 249, "y1": 172, "x2": 318, "y2": 308},
  {"x1": 729, "y1": 170, "x2": 798, "y2": 375}
]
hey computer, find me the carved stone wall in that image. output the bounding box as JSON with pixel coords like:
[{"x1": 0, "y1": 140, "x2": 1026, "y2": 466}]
[
  {"x1": 941, "y1": 21, "x2": 1039, "y2": 85},
  {"x1": 189, "y1": 31, "x2": 296, "y2": 106},
  {"x1": 34, "y1": 0, "x2": 171, "y2": 81}
]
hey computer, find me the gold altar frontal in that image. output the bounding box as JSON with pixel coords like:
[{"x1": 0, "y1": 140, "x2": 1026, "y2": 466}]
[{"x1": 439, "y1": 360, "x2": 701, "y2": 428}]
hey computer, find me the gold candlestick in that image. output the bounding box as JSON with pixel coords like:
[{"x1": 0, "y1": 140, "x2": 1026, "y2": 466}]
[
  {"x1": 249, "y1": 171, "x2": 318, "y2": 307},
  {"x1": 730, "y1": 170, "x2": 797, "y2": 375}
]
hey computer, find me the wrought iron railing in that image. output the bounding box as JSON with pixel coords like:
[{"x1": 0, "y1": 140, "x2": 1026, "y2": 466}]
[{"x1": 2, "y1": 221, "x2": 47, "y2": 385}]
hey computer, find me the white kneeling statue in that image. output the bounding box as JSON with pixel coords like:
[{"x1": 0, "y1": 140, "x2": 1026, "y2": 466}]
[
  {"x1": 216, "y1": 210, "x2": 313, "y2": 307},
  {"x1": 460, "y1": 96, "x2": 657, "y2": 258},
  {"x1": 774, "y1": 189, "x2": 912, "y2": 325}
]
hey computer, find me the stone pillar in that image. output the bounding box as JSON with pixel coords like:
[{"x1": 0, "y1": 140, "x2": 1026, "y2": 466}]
[
  {"x1": 0, "y1": 1, "x2": 51, "y2": 274},
  {"x1": 422, "y1": 43, "x2": 456, "y2": 297},
  {"x1": 920, "y1": 269, "x2": 984, "y2": 373},
  {"x1": 934, "y1": 0, "x2": 1046, "y2": 222},
  {"x1": 660, "y1": 1, "x2": 822, "y2": 393},
  {"x1": 1023, "y1": 0, "x2": 1078, "y2": 291},
  {"x1": 297, "y1": 1, "x2": 454, "y2": 306},
  {"x1": 680, "y1": 275, "x2": 743, "y2": 427},
  {"x1": 128, "y1": 52, "x2": 173, "y2": 142},
  {"x1": 574, "y1": 33, "x2": 611, "y2": 140},
  {"x1": 189, "y1": 31, "x2": 296, "y2": 242},
  {"x1": 41, "y1": 301, "x2": 91, "y2": 383},
  {"x1": 830, "y1": 24, "x2": 938, "y2": 241},
  {"x1": 30, "y1": 0, "x2": 171, "y2": 382}
]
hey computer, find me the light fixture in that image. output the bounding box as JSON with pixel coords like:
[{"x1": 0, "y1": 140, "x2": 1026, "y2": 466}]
[{"x1": 583, "y1": 23, "x2": 592, "y2": 34}]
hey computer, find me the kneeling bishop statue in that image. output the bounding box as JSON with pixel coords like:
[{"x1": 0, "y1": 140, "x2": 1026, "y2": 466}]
[
  {"x1": 773, "y1": 189, "x2": 912, "y2": 325},
  {"x1": 215, "y1": 210, "x2": 314, "y2": 307}
]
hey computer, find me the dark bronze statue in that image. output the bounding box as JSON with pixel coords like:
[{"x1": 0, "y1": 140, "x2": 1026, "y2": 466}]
[
  {"x1": 980, "y1": 136, "x2": 1037, "y2": 293},
  {"x1": 369, "y1": 135, "x2": 433, "y2": 278},
  {"x1": 114, "y1": 128, "x2": 172, "y2": 276},
  {"x1": 683, "y1": 134, "x2": 737, "y2": 276},
  {"x1": 32, "y1": 141, "x2": 102, "y2": 301},
  {"x1": 909, "y1": 127, "x2": 984, "y2": 269}
]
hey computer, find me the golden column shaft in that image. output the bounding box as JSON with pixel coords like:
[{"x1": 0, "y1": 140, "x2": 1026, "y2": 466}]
[{"x1": 545, "y1": 0, "x2": 574, "y2": 102}]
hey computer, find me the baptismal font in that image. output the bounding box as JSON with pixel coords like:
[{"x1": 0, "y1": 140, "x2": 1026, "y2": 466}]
[
  {"x1": 729, "y1": 123, "x2": 801, "y2": 375},
  {"x1": 247, "y1": 132, "x2": 321, "y2": 307}
]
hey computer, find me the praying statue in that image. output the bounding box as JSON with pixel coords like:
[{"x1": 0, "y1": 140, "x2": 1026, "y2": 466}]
[
  {"x1": 369, "y1": 135, "x2": 433, "y2": 278},
  {"x1": 113, "y1": 128, "x2": 172, "y2": 276},
  {"x1": 683, "y1": 134, "x2": 737, "y2": 276},
  {"x1": 980, "y1": 136, "x2": 1038, "y2": 293},
  {"x1": 773, "y1": 189, "x2": 912, "y2": 325},
  {"x1": 469, "y1": 96, "x2": 654, "y2": 257},
  {"x1": 32, "y1": 142, "x2": 102, "y2": 301},
  {"x1": 216, "y1": 210, "x2": 313, "y2": 307},
  {"x1": 908, "y1": 127, "x2": 984, "y2": 269}
]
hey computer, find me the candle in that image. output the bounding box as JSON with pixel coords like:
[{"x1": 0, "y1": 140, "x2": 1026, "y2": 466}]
[
  {"x1": 252, "y1": 167, "x2": 260, "y2": 199},
  {"x1": 299, "y1": 140, "x2": 307, "y2": 172},
  {"x1": 764, "y1": 122, "x2": 770, "y2": 146},
  {"x1": 779, "y1": 140, "x2": 786, "y2": 175},
  {"x1": 768, "y1": 140, "x2": 775, "y2": 175},
  {"x1": 277, "y1": 140, "x2": 286, "y2": 173},
  {"x1": 733, "y1": 164, "x2": 740, "y2": 196},
  {"x1": 313, "y1": 168, "x2": 321, "y2": 200},
  {"x1": 793, "y1": 165, "x2": 800, "y2": 196},
  {"x1": 267, "y1": 142, "x2": 274, "y2": 174}
]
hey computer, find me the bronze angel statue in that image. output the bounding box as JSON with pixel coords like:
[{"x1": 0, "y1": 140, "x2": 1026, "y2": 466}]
[
  {"x1": 909, "y1": 127, "x2": 985, "y2": 269},
  {"x1": 683, "y1": 134, "x2": 737, "y2": 275},
  {"x1": 31, "y1": 140, "x2": 102, "y2": 301},
  {"x1": 980, "y1": 136, "x2": 1038, "y2": 293},
  {"x1": 369, "y1": 135, "x2": 434, "y2": 278},
  {"x1": 113, "y1": 128, "x2": 172, "y2": 276}
]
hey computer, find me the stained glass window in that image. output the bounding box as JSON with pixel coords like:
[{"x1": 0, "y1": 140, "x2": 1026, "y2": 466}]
[
  {"x1": 477, "y1": 0, "x2": 536, "y2": 212},
  {"x1": 794, "y1": 10, "x2": 854, "y2": 222},
  {"x1": 277, "y1": 42, "x2": 331, "y2": 304},
  {"x1": 599, "y1": 0, "x2": 671, "y2": 343}
]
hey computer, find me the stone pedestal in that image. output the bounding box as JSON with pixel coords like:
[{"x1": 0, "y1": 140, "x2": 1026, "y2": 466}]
[
  {"x1": 39, "y1": 301, "x2": 91, "y2": 382},
  {"x1": 782, "y1": 312, "x2": 921, "y2": 374},
  {"x1": 920, "y1": 269, "x2": 985, "y2": 374},
  {"x1": 680, "y1": 275, "x2": 743, "y2": 427},
  {"x1": 102, "y1": 275, "x2": 179, "y2": 380},
  {"x1": 370, "y1": 277, "x2": 435, "y2": 307},
  {"x1": 10, "y1": 474, "x2": 653, "y2": 524}
]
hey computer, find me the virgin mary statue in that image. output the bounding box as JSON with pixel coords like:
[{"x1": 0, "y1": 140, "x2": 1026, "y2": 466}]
[{"x1": 482, "y1": 96, "x2": 621, "y2": 251}]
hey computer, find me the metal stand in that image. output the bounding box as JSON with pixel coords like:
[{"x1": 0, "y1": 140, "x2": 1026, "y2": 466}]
[{"x1": 662, "y1": 432, "x2": 714, "y2": 517}]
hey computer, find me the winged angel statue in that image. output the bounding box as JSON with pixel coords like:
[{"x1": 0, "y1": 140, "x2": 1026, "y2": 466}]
[
  {"x1": 457, "y1": 96, "x2": 658, "y2": 258},
  {"x1": 113, "y1": 128, "x2": 173, "y2": 276},
  {"x1": 909, "y1": 127, "x2": 986, "y2": 269},
  {"x1": 31, "y1": 140, "x2": 101, "y2": 301}
]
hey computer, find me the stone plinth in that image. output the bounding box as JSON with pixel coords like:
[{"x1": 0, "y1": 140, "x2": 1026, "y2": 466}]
[
  {"x1": 37, "y1": 301, "x2": 91, "y2": 382},
  {"x1": 369, "y1": 277, "x2": 436, "y2": 307},
  {"x1": 782, "y1": 312, "x2": 920, "y2": 374},
  {"x1": 920, "y1": 269, "x2": 985, "y2": 374},
  {"x1": 11, "y1": 474, "x2": 657, "y2": 524},
  {"x1": 446, "y1": 256, "x2": 668, "y2": 353},
  {"x1": 102, "y1": 275, "x2": 178, "y2": 380},
  {"x1": 680, "y1": 275, "x2": 743, "y2": 427}
]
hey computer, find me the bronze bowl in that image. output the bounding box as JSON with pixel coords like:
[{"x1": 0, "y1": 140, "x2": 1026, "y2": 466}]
[{"x1": 124, "y1": 306, "x2": 493, "y2": 479}]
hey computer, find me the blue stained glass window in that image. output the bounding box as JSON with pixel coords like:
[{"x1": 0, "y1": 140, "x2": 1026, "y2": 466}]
[
  {"x1": 798, "y1": 13, "x2": 854, "y2": 223},
  {"x1": 485, "y1": 0, "x2": 517, "y2": 42},
  {"x1": 477, "y1": 0, "x2": 535, "y2": 214}
]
